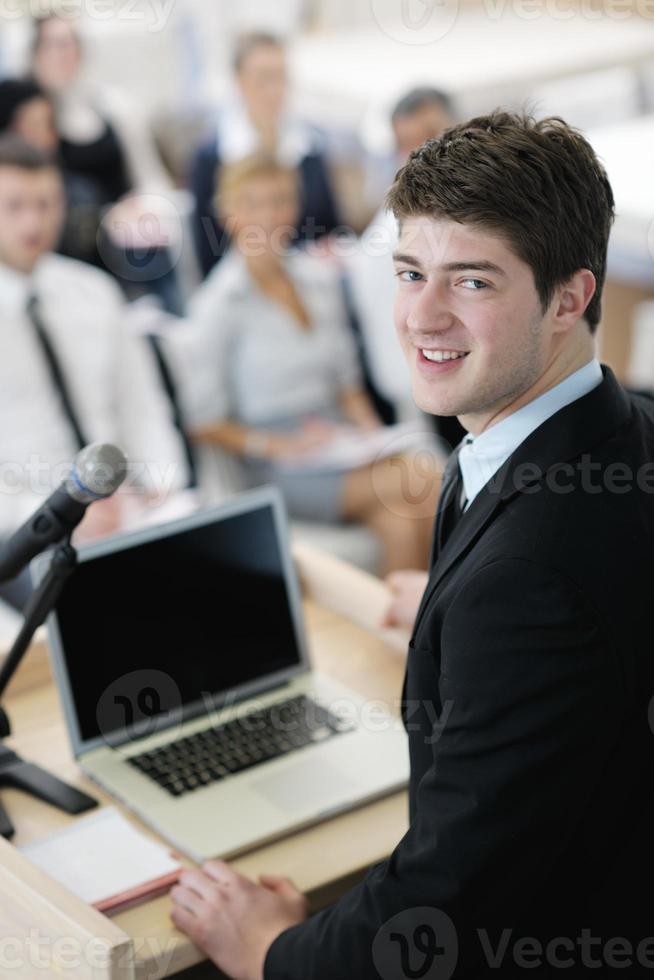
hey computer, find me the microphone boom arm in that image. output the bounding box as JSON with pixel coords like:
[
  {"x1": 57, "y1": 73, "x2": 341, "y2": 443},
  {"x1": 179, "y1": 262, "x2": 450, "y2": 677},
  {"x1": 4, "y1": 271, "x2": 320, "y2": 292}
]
[{"x1": 0, "y1": 538, "x2": 97, "y2": 837}]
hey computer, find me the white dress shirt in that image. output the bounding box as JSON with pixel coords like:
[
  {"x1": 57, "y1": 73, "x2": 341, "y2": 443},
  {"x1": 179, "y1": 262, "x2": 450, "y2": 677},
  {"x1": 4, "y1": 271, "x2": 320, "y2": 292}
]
[
  {"x1": 216, "y1": 98, "x2": 321, "y2": 167},
  {"x1": 0, "y1": 254, "x2": 188, "y2": 536},
  {"x1": 458, "y1": 358, "x2": 604, "y2": 508}
]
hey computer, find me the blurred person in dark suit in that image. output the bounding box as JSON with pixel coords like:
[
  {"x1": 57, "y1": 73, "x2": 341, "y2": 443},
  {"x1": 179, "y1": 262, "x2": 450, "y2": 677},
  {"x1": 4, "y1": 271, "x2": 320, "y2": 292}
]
[{"x1": 190, "y1": 31, "x2": 340, "y2": 279}]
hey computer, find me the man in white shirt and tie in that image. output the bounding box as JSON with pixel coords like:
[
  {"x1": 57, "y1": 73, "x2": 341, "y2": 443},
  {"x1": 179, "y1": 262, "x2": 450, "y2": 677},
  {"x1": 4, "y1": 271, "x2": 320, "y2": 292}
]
[{"x1": 0, "y1": 135, "x2": 188, "y2": 608}]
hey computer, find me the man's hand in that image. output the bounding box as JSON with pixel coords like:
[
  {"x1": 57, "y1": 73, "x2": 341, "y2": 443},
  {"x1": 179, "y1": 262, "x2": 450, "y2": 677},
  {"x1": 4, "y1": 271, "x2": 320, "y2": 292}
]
[
  {"x1": 170, "y1": 860, "x2": 308, "y2": 980},
  {"x1": 381, "y1": 569, "x2": 429, "y2": 628}
]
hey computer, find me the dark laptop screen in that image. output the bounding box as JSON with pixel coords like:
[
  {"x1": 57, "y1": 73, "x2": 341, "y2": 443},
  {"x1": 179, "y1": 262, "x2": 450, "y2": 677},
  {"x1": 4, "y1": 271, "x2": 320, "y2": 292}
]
[{"x1": 53, "y1": 502, "x2": 303, "y2": 744}]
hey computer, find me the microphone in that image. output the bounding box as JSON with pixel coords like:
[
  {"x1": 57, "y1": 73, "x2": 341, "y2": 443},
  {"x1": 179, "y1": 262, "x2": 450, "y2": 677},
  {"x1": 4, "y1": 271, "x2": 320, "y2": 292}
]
[{"x1": 0, "y1": 443, "x2": 128, "y2": 585}]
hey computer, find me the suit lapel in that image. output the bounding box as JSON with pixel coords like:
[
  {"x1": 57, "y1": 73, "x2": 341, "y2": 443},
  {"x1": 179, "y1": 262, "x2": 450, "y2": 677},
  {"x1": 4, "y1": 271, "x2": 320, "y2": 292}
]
[{"x1": 412, "y1": 367, "x2": 631, "y2": 636}]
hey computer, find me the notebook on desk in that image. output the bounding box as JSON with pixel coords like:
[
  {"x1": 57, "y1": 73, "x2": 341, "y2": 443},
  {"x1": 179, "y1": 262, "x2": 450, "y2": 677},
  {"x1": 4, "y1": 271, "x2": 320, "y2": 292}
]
[
  {"x1": 21, "y1": 806, "x2": 182, "y2": 914},
  {"x1": 34, "y1": 487, "x2": 409, "y2": 862}
]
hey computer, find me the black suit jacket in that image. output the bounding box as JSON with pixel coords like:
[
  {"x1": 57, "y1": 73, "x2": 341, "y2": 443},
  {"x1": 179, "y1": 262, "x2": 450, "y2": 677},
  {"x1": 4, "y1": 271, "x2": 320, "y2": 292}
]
[
  {"x1": 189, "y1": 135, "x2": 341, "y2": 279},
  {"x1": 265, "y1": 367, "x2": 654, "y2": 979}
]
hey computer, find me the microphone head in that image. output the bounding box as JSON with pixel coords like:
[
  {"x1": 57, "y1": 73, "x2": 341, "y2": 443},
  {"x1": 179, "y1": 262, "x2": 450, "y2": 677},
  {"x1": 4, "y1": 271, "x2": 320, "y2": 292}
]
[{"x1": 67, "y1": 443, "x2": 128, "y2": 503}]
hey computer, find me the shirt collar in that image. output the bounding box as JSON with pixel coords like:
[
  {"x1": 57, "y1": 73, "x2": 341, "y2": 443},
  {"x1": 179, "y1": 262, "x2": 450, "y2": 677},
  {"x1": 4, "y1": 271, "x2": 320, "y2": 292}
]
[
  {"x1": 217, "y1": 99, "x2": 317, "y2": 165},
  {"x1": 0, "y1": 259, "x2": 38, "y2": 313},
  {"x1": 458, "y1": 358, "x2": 604, "y2": 507},
  {"x1": 212, "y1": 248, "x2": 312, "y2": 299}
]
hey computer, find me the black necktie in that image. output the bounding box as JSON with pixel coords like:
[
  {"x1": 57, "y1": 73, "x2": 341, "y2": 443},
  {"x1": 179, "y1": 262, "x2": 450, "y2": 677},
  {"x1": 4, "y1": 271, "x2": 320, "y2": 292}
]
[
  {"x1": 26, "y1": 292, "x2": 88, "y2": 451},
  {"x1": 430, "y1": 449, "x2": 466, "y2": 566}
]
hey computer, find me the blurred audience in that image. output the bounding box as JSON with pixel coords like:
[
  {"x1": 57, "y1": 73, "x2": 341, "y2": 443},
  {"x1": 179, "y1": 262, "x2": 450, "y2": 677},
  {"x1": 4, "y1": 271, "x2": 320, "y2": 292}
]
[
  {"x1": 168, "y1": 154, "x2": 441, "y2": 574},
  {"x1": 190, "y1": 31, "x2": 341, "y2": 278},
  {"x1": 29, "y1": 14, "x2": 182, "y2": 313},
  {"x1": 0, "y1": 136, "x2": 189, "y2": 609}
]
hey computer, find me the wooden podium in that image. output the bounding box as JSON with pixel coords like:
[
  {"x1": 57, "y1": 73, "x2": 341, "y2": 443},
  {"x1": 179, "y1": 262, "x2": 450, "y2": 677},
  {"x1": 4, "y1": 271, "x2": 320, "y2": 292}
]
[{"x1": 0, "y1": 545, "x2": 410, "y2": 979}]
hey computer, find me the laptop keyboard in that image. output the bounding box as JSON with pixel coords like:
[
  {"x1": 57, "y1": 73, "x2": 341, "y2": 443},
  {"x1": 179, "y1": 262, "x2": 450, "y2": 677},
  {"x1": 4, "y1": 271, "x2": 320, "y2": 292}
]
[{"x1": 127, "y1": 694, "x2": 356, "y2": 797}]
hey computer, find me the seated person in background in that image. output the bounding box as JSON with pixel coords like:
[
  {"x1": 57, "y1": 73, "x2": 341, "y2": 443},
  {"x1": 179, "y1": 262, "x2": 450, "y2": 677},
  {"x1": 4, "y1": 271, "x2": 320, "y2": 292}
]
[
  {"x1": 0, "y1": 76, "x2": 101, "y2": 271},
  {"x1": 190, "y1": 31, "x2": 340, "y2": 279},
  {"x1": 169, "y1": 154, "x2": 441, "y2": 575},
  {"x1": 29, "y1": 14, "x2": 180, "y2": 313},
  {"x1": 0, "y1": 136, "x2": 189, "y2": 609}
]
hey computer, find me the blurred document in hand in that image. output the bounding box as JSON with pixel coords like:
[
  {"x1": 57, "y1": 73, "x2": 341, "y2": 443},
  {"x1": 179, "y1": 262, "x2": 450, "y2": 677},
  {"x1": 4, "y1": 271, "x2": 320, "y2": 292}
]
[{"x1": 279, "y1": 421, "x2": 443, "y2": 472}]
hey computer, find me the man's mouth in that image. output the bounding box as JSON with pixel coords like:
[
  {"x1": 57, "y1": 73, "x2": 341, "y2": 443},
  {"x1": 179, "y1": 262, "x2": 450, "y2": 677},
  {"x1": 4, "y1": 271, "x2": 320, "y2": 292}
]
[{"x1": 420, "y1": 349, "x2": 469, "y2": 363}]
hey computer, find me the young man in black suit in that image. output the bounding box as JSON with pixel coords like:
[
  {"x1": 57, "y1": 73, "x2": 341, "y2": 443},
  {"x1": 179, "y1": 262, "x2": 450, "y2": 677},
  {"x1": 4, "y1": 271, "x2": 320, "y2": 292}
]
[{"x1": 170, "y1": 112, "x2": 654, "y2": 978}]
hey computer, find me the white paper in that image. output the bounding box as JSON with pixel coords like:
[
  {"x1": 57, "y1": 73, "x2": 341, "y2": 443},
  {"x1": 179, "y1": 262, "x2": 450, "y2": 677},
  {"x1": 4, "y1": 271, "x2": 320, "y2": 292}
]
[
  {"x1": 279, "y1": 421, "x2": 443, "y2": 472},
  {"x1": 20, "y1": 806, "x2": 180, "y2": 905}
]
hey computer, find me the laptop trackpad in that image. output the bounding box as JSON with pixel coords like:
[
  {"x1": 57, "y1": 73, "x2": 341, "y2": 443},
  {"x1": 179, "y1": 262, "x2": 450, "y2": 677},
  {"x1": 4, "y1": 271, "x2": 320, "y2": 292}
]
[{"x1": 251, "y1": 758, "x2": 356, "y2": 814}]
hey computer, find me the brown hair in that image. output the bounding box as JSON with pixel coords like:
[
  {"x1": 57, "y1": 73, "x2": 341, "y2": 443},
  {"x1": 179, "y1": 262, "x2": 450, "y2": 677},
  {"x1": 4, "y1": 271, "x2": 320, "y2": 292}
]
[{"x1": 387, "y1": 110, "x2": 615, "y2": 332}]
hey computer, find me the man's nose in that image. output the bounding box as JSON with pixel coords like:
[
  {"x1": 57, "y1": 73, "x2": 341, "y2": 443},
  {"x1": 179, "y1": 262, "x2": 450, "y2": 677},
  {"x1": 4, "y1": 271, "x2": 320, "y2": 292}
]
[{"x1": 407, "y1": 280, "x2": 457, "y2": 336}]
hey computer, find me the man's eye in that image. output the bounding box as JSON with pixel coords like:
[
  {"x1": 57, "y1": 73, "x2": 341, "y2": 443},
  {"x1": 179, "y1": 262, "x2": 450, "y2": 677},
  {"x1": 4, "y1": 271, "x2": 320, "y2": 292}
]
[
  {"x1": 396, "y1": 270, "x2": 423, "y2": 282},
  {"x1": 460, "y1": 278, "x2": 487, "y2": 290}
]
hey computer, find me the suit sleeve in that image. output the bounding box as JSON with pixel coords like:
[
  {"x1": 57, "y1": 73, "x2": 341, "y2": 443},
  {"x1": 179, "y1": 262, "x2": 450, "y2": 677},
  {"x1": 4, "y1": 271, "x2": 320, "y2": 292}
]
[{"x1": 264, "y1": 558, "x2": 623, "y2": 979}]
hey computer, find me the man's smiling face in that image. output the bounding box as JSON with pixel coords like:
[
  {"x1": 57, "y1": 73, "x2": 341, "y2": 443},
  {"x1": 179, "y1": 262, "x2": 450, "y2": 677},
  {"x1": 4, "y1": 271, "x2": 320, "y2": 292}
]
[{"x1": 393, "y1": 216, "x2": 554, "y2": 434}]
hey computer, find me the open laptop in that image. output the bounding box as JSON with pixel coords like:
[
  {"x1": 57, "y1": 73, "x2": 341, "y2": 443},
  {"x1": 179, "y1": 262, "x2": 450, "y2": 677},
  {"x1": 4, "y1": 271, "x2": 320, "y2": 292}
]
[{"x1": 36, "y1": 487, "x2": 408, "y2": 862}]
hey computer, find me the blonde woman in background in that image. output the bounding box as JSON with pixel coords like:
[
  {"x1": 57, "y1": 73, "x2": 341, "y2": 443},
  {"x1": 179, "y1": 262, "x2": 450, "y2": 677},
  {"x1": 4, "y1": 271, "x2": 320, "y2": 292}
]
[{"x1": 172, "y1": 154, "x2": 441, "y2": 574}]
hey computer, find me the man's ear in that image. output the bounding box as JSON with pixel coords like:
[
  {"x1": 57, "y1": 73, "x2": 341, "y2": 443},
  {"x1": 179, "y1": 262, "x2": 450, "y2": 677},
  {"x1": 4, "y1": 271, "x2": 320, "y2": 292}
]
[{"x1": 552, "y1": 269, "x2": 596, "y2": 333}]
